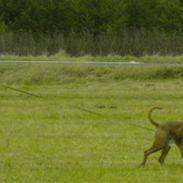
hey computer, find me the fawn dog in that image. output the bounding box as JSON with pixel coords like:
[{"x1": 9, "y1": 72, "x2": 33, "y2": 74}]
[{"x1": 141, "y1": 107, "x2": 183, "y2": 166}]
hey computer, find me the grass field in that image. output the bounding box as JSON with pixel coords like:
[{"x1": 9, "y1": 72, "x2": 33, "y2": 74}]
[
  {"x1": 1, "y1": 64, "x2": 183, "y2": 182},
  {"x1": 2, "y1": 52, "x2": 183, "y2": 63}
]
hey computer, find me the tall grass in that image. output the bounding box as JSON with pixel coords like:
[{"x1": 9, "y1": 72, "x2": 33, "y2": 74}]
[
  {"x1": 1, "y1": 64, "x2": 183, "y2": 85},
  {"x1": 1, "y1": 29, "x2": 183, "y2": 56}
]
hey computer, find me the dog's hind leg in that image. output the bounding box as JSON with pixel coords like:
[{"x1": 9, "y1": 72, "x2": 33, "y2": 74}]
[
  {"x1": 141, "y1": 146, "x2": 162, "y2": 166},
  {"x1": 158, "y1": 145, "x2": 171, "y2": 165},
  {"x1": 141, "y1": 130, "x2": 167, "y2": 166}
]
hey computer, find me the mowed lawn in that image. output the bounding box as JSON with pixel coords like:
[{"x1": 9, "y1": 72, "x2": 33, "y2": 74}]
[{"x1": 0, "y1": 79, "x2": 183, "y2": 182}]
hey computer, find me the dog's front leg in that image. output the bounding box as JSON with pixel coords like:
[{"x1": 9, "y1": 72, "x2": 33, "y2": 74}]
[{"x1": 178, "y1": 143, "x2": 183, "y2": 162}]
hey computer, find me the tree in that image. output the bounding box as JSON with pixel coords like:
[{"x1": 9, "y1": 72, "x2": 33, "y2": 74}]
[
  {"x1": 158, "y1": 0, "x2": 183, "y2": 32},
  {"x1": 70, "y1": 0, "x2": 118, "y2": 35}
]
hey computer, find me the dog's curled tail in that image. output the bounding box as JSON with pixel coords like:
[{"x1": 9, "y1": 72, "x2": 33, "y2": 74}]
[{"x1": 148, "y1": 107, "x2": 162, "y2": 128}]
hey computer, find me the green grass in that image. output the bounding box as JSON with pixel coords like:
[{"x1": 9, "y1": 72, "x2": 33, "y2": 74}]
[
  {"x1": 1, "y1": 64, "x2": 183, "y2": 182},
  {"x1": 1, "y1": 64, "x2": 183, "y2": 86},
  {"x1": 2, "y1": 52, "x2": 183, "y2": 63},
  {"x1": 1, "y1": 77, "x2": 183, "y2": 182}
]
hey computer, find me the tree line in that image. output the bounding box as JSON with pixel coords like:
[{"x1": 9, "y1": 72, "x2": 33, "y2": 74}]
[
  {"x1": 0, "y1": 0, "x2": 183, "y2": 35},
  {"x1": 1, "y1": 0, "x2": 183, "y2": 56}
]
